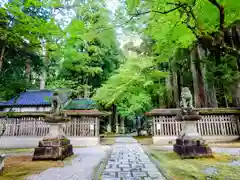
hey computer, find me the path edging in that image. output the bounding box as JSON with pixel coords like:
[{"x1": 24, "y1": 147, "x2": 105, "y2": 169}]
[
  {"x1": 93, "y1": 146, "x2": 113, "y2": 180},
  {"x1": 142, "y1": 145, "x2": 172, "y2": 180}
]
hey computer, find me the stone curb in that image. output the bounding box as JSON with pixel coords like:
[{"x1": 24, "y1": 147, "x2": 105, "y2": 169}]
[
  {"x1": 142, "y1": 146, "x2": 172, "y2": 180},
  {"x1": 93, "y1": 146, "x2": 113, "y2": 180}
]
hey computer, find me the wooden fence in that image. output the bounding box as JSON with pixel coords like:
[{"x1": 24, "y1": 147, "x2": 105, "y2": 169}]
[
  {"x1": 152, "y1": 114, "x2": 240, "y2": 136},
  {"x1": 0, "y1": 116, "x2": 99, "y2": 137}
]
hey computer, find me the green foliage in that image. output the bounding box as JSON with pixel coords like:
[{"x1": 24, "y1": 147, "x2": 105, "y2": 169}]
[
  {"x1": 0, "y1": 0, "x2": 62, "y2": 100},
  {"x1": 94, "y1": 57, "x2": 168, "y2": 117},
  {"x1": 47, "y1": 0, "x2": 122, "y2": 97}
]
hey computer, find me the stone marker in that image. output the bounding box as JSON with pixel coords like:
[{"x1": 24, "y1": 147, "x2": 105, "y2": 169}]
[
  {"x1": 0, "y1": 154, "x2": 5, "y2": 174},
  {"x1": 0, "y1": 119, "x2": 6, "y2": 174},
  {"x1": 173, "y1": 87, "x2": 213, "y2": 159},
  {"x1": 32, "y1": 91, "x2": 73, "y2": 160}
]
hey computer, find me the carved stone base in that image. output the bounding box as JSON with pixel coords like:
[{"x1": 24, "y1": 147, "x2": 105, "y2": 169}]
[
  {"x1": 173, "y1": 138, "x2": 213, "y2": 159},
  {"x1": 32, "y1": 138, "x2": 73, "y2": 161}
]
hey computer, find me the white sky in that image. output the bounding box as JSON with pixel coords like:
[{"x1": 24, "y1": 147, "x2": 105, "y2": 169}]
[
  {"x1": 106, "y1": 0, "x2": 120, "y2": 13},
  {"x1": 106, "y1": 0, "x2": 142, "y2": 48}
]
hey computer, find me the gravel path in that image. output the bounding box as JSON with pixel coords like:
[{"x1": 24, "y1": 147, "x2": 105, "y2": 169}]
[
  {"x1": 102, "y1": 137, "x2": 165, "y2": 180},
  {"x1": 27, "y1": 146, "x2": 111, "y2": 180}
]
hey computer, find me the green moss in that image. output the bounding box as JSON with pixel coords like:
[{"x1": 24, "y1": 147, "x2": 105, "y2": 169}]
[
  {"x1": 199, "y1": 108, "x2": 240, "y2": 114},
  {"x1": 100, "y1": 137, "x2": 116, "y2": 145},
  {"x1": 133, "y1": 136, "x2": 153, "y2": 145},
  {"x1": 0, "y1": 156, "x2": 64, "y2": 180},
  {"x1": 149, "y1": 150, "x2": 240, "y2": 180},
  {"x1": 0, "y1": 148, "x2": 34, "y2": 154},
  {"x1": 0, "y1": 112, "x2": 49, "y2": 117}
]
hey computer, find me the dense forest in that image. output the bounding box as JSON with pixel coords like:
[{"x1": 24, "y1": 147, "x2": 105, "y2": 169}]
[{"x1": 0, "y1": 0, "x2": 240, "y2": 119}]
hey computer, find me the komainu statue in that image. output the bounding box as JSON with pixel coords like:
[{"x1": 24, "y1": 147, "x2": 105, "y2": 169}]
[
  {"x1": 180, "y1": 87, "x2": 194, "y2": 111},
  {"x1": 51, "y1": 91, "x2": 61, "y2": 115},
  {"x1": 174, "y1": 87, "x2": 212, "y2": 159}
]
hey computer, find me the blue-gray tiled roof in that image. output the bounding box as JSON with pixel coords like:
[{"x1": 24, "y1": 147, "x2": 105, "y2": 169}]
[{"x1": 0, "y1": 89, "x2": 70, "y2": 107}]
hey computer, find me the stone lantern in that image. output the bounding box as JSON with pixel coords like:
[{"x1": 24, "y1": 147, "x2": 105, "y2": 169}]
[
  {"x1": 0, "y1": 120, "x2": 6, "y2": 174},
  {"x1": 32, "y1": 91, "x2": 73, "y2": 160},
  {"x1": 173, "y1": 87, "x2": 213, "y2": 159}
]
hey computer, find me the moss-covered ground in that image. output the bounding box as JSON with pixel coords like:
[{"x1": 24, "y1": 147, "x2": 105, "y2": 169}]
[
  {"x1": 0, "y1": 156, "x2": 64, "y2": 180},
  {"x1": 150, "y1": 150, "x2": 240, "y2": 180}
]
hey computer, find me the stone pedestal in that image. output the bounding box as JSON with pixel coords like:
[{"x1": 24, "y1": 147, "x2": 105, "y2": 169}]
[
  {"x1": 0, "y1": 154, "x2": 5, "y2": 175},
  {"x1": 33, "y1": 123, "x2": 73, "y2": 161},
  {"x1": 179, "y1": 120, "x2": 201, "y2": 139},
  {"x1": 173, "y1": 138, "x2": 212, "y2": 159},
  {"x1": 174, "y1": 112, "x2": 213, "y2": 159}
]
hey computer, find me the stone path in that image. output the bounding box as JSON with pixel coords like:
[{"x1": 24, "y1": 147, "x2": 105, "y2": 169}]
[
  {"x1": 102, "y1": 137, "x2": 164, "y2": 180},
  {"x1": 27, "y1": 145, "x2": 111, "y2": 180}
]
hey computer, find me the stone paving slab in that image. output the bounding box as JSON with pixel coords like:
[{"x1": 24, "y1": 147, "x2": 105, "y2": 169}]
[
  {"x1": 27, "y1": 146, "x2": 111, "y2": 180},
  {"x1": 102, "y1": 137, "x2": 165, "y2": 180}
]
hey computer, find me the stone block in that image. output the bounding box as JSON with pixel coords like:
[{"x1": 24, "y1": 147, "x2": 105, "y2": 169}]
[
  {"x1": 102, "y1": 172, "x2": 116, "y2": 178},
  {"x1": 122, "y1": 168, "x2": 132, "y2": 171},
  {"x1": 117, "y1": 172, "x2": 131, "y2": 178},
  {"x1": 148, "y1": 171, "x2": 163, "y2": 178},
  {"x1": 119, "y1": 164, "x2": 130, "y2": 168},
  {"x1": 131, "y1": 164, "x2": 144, "y2": 168},
  {"x1": 105, "y1": 168, "x2": 121, "y2": 172},
  {"x1": 39, "y1": 138, "x2": 70, "y2": 147},
  {"x1": 141, "y1": 167, "x2": 158, "y2": 172},
  {"x1": 132, "y1": 171, "x2": 147, "y2": 177},
  {"x1": 32, "y1": 138, "x2": 73, "y2": 161},
  {"x1": 173, "y1": 143, "x2": 213, "y2": 159},
  {"x1": 122, "y1": 178, "x2": 142, "y2": 180}
]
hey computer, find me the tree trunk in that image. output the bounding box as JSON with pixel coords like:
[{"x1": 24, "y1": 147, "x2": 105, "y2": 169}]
[
  {"x1": 232, "y1": 56, "x2": 240, "y2": 107},
  {"x1": 25, "y1": 59, "x2": 31, "y2": 81},
  {"x1": 40, "y1": 40, "x2": 48, "y2": 89},
  {"x1": 190, "y1": 49, "x2": 200, "y2": 107},
  {"x1": 225, "y1": 94, "x2": 229, "y2": 107},
  {"x1": 39, "y1": 71, "x2": 47, "y2": 89},
  {"x1": 112, "y1": 104, "x2": 118, "y2": 133},
  {"x1": 190, "y1": 47, "x2": 208, "y2": 108},
  {"x1": 207, "y1": 84, "x2": 218, "y2": 107},
  {"x1": 83, "y1": 84, "x2": 90, "y2": 98},
  {"x1": 0, "y1": 37, "x2": 7, "y2": 71},
  {"x1": 232, "y1": 80, "x2": 240, "y2": 107},
  {"x1": 172, "y1": 71, "x2": 180, "y2": 108},
  {"x1": 120, "y1": 117, "x2": 125, "y2": 134},
  {"x1": 196, "y1": 45, "x2": 208, "y2": 107}
]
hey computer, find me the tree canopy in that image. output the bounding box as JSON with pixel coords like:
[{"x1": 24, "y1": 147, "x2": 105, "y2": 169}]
[{"x1": 1, "y1": 0, "x2": 240, "y2": 117}]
